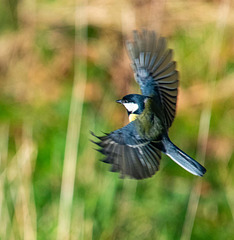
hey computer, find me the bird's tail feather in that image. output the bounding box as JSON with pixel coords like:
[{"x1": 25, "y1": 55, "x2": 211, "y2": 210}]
[{"x1": 162, "y1": 135, "x2": 206, "y2": 176}]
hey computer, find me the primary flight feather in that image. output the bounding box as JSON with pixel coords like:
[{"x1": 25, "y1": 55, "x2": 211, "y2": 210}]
[{"x1": 91, "y1": 30, "x2": 206, "y2": 179}]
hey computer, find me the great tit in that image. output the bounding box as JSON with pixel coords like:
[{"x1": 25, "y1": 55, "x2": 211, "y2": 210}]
[{"x1": 91, "y1": 30, "x2": 206, "y2": 179}]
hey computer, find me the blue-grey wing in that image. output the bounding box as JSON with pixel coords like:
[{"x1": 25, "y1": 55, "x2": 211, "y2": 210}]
[
  {"x1": 91, "y1": 121, "x2": 161, "y2": 179},
  {"x1": 126, "y1": 30, "x2": 178, "y2": 128}
]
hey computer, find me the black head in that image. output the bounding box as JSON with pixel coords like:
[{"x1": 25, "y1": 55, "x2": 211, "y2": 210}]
[{"x1": 116, "y1": 94, "x2": 149, "y2": 115}]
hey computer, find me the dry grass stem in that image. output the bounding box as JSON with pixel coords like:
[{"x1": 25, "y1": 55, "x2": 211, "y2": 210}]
[
  {"x1": 56, "y1": 1, "x2": 87, "y2": 240},
  {"x1": 180, "y1": 1, "x2": 230, "y2": 239}
]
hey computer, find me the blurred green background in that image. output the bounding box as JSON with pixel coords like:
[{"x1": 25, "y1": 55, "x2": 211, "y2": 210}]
[{"x1": 0, "y1": 0, "x2": 234, "y2": 239}]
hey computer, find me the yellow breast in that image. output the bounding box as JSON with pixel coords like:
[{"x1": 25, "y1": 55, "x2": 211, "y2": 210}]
[{"x1": 129, "y1": 114, "x2": 138, "y2": 122}]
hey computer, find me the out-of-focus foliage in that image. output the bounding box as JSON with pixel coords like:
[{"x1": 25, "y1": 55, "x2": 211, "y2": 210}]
[{"x1": 0, "y1": 0, "x2": 233, "y2": 239}]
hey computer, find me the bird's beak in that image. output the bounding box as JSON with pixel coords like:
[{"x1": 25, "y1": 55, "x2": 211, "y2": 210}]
[{"x1": 116, "y1": 99, "x2": 122, "y2": 104}]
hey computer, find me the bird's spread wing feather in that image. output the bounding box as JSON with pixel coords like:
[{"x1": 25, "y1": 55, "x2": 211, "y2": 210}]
[
  {"x1": 91, "y1": 122, "x2": 161, "y2": 179},
  {"x1": 126, "y1": 30, "x2": 179, "y2": 128}
]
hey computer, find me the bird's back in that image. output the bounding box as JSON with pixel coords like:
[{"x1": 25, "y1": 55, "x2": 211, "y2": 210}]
[{"x1": 135, "y1": 97, "x2": 166, "y2": 140}]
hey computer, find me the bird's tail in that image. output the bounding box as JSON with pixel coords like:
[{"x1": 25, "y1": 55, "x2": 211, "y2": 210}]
[{"x1": 161, "y1": 135, "x2": 206, "y2": 176}]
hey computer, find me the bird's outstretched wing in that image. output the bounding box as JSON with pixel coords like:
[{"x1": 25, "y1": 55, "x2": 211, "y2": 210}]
[
  {"x1": 126, "y1": 30, "x2": 178, "y2": 128},
  {"x1": 91, "y1": 121, "x2": 162, "y2": 179}
]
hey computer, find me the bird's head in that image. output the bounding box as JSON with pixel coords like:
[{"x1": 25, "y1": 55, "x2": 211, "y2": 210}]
[{"x1": 116, "y1": 94, "x2": 149, "y2": 122}]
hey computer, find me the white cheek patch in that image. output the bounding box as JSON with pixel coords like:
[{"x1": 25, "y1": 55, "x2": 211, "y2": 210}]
[{"x1": 123, "y1": 103, "x2": 139, "y2": 113}]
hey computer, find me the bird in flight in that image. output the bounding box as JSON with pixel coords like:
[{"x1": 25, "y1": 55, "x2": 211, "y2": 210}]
[{"x1": 91, "y1": 30, "x2": 206, "y2": 179}]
